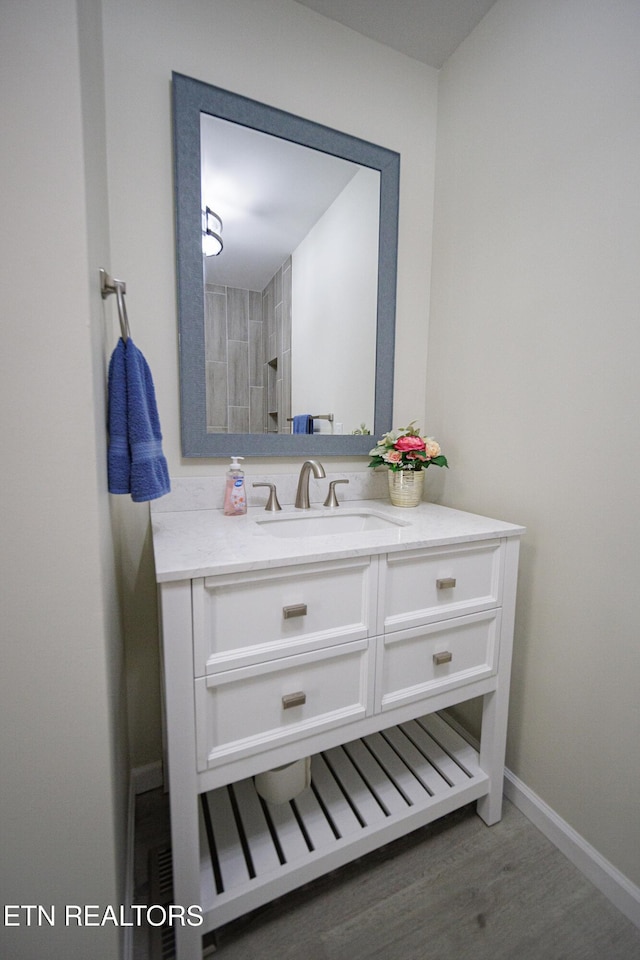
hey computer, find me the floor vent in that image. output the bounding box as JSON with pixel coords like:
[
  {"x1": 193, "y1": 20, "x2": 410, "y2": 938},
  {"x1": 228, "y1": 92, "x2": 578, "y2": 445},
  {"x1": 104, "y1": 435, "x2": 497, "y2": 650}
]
[
  {"x1": 148, "y1": 845, "x2": 217, "y2": 960},
  {"x1": 150, "y1": 923, "x2": 176, "y2": 960},
  {"x1": 148, "y1": 846, "x2": 175, "y2": 960}
]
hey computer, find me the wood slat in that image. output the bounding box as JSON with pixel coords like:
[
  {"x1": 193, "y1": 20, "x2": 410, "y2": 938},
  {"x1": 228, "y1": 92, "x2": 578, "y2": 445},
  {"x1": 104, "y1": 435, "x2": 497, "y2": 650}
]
[
  {"x1": 382, "y1": 726, "x2": 451, "y2": 796},
  {"x1": 293, "y1": 786, "x2": 338, "y2": 849},
  {"x1": 342, "y1": 739, "x2": 410, "y2": 816},
  {"x1": 232, "y1": 779, "x2": 281, "y2": 876},
  {"x1": 198, "y1": 798, "x2": 217, "y2": 903},
  {"x1": 400, "y1": 719, "x2": 470, "y2": 786},
  {"x1": 417, "y1": 713, "x2": 483, "y2": 778},
  {"x1": 205, "y1": 788, "x2": 251, "y2": 890},
  {"x1": 323, "y1": 746, "x2": 387, "y2": 826},
  {"x1": 311, "y1": 754, "x2": 364, "y2": 839},
  {"x1": 362, "y1": 731, "x2": 430, "y2": 806},
  {"x1": 261, "y1": 797, "x2": 310, "y2": 863}
]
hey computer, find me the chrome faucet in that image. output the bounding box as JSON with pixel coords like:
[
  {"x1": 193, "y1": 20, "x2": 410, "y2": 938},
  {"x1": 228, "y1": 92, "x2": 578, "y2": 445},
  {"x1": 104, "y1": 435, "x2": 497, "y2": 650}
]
[{"x1": 294, "y1": 460, "x2": 326, "y2": 509}]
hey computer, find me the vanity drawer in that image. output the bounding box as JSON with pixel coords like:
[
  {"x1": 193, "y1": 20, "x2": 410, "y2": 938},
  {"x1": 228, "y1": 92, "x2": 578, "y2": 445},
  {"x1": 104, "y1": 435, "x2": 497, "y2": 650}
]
[
  {"x1": 377, "y1": 609, "x2": 500, "y2": 711},
  {"x1": 381, "y1": 540, "x2": 503, "y2": 633},
  {"x1": 193, "y1": 556, "x2": 377, "y2": 676},
  {"x1": 195, "y1": 639, "x2": 374, "y2": 771}
]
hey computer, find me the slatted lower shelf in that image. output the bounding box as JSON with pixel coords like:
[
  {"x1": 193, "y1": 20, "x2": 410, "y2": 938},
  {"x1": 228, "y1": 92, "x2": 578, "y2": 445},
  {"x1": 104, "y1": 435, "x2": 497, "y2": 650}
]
[{"x1": 198, "y1": 712, "x2": 489, "y2": 930}]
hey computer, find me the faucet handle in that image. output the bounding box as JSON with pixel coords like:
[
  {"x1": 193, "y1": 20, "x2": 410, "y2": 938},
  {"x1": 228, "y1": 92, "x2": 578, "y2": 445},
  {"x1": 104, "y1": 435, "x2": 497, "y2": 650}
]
[
  {"x1": 253, "y1": 482, "x2": 282, "y2": 512},
  {"x1": 323, "y1": 479, "x2": 349, "y2": 508}
]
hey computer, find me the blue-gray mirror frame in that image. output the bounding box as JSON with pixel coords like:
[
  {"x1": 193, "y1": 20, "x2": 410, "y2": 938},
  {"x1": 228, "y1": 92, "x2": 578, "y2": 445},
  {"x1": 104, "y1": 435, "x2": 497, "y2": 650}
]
[{"x1": 172, "y1": 72, "x2": 400, "y2": 457}]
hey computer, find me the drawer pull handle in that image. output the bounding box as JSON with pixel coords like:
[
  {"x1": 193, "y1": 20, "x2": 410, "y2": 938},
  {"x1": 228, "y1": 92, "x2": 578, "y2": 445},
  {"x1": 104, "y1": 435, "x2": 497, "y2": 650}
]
[
  {"x1": 282, "y1": 691, "x2": 306, "y2": 710},
  {"x1": 283, "y1": 603, "x2": 307, "y2": 619},
  {"x1": 433, "y1": 651, "x2": 453, "y2": 666},
  {"x1": 436, "y1": 577, "x2": 456, "y2": 590}
]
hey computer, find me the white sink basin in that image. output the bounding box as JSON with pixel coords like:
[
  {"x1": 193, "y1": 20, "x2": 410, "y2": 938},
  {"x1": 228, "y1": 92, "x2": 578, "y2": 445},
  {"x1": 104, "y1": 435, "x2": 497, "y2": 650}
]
[{"x1": 255, "y1": 509, "x2": 410, "y2": 538}]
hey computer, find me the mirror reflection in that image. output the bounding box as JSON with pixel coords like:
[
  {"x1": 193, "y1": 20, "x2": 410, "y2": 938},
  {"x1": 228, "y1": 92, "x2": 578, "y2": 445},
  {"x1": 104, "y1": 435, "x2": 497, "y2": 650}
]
[
  {"x1": 172, "y1": 72, "x2": 400, "y2": 457},
  {"x1": 201, "y1": 115, "x2": 380, "y2": 437}
]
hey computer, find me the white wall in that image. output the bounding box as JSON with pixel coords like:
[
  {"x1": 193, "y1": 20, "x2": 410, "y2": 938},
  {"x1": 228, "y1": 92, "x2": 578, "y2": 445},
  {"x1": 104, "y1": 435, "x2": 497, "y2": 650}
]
[
  {"x1": 428, "y1": 0, "x2": 640, "y2": 886},
  {"x1": 0, "y1": 1, "x2": 127, "y2": 958},
  {"x1": 101, "y1": 0, "x2": 438, "y2": 766},
  {"x1": 292, "y1": 168, "x2": 379, "y2": 434}
]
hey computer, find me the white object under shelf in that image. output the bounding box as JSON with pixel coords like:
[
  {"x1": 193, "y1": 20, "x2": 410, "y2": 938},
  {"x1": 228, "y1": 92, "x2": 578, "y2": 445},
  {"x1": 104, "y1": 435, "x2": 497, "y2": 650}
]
[{"x1": 198, "y1": 712, "x2": 489, "y2": 931}]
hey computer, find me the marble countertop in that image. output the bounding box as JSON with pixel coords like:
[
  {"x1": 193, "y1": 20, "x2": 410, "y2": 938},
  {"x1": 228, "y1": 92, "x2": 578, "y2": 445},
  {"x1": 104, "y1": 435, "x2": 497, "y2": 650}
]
[{"x1": 151, "y1": 499, "x2": 525, "y2": 582}]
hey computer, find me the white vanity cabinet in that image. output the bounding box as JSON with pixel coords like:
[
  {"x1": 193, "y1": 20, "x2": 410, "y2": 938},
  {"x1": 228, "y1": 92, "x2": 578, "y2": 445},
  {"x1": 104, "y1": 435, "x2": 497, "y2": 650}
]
[{"x1": 153, "y1": 502, "x2": 523, "y2": 960}]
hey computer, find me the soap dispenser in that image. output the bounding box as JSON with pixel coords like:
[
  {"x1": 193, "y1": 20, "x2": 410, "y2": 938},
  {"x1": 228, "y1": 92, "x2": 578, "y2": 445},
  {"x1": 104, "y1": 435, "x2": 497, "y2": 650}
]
[{"x1": 223, "y1": 456, "x2": 247, "y2": 516}]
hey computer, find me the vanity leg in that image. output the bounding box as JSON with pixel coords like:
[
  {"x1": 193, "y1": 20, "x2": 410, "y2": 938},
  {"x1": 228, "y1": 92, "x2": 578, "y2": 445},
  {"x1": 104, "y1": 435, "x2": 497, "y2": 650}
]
[
  {"x1": 174, "y1": 922, "x2": 204, "y2": 960},
  {"x1": 476, "y1": 536, "x2": 520, "y2": 825},
  {"x1": 169, "y1": 792, "x2": 204, "y2": 960},
  {"x1": 476, "y1": 689, "x2": 506, "y2": 825},
  {"x1": 160, "y1": 581, "x2": 204, "y2": 960}
]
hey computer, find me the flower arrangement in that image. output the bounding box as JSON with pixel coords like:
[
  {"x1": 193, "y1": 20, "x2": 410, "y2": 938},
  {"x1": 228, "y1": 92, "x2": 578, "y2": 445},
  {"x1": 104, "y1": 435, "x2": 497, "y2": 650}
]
[{"x1": 368, "y1": 422, "x2": 448, "y2": 472}]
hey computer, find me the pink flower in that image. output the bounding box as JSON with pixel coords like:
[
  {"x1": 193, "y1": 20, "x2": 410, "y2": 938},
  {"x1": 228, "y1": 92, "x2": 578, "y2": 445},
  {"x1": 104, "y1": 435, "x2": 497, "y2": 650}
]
[
  {"x1": 383, "y1": 449, "x2": 403, "y2": 464},
  {"x1": 394, "y1": 435, "x2": 426, "y2": 452}
]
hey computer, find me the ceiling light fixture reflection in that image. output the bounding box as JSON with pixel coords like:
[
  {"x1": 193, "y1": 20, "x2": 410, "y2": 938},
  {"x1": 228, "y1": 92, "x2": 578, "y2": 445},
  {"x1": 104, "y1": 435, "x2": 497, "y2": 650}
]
[{"x1": 202, "y1": 207, "x2": 223, "y2": 256}]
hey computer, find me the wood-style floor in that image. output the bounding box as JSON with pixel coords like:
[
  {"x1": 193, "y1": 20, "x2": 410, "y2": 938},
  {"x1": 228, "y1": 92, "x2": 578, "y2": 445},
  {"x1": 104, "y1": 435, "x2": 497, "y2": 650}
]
[{"x1": 133, "y1": 788, "x2": 640, "y2": 960}]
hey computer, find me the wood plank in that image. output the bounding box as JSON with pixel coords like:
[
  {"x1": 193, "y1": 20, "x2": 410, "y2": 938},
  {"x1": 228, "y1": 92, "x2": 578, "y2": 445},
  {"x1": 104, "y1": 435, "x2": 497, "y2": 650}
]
[
  {"x1": 232, "y1": 778, "x2": 281, "y2": 876},
  {"x1": 418, "y1": 713, "x2": 482, "y2": 778},
  {"x1": 342, "y1": 739, "x2": 409, "y2": 816},
  {"x1": 198, "y1": 797, "x2": 217, "y2": 905},
  {"x1": 293, "y1": 786, "x2": 337, "y2": 849},
  {"x1": 400, "y1": 719, "x2": 470, "y2": 786},
  {"x1": 362, "y1": 731, "x2": 431, "y2": 806},
  {"x1": 383, "y1": 726, "x2": 451, "y2": 796},
  {"x1": 311, "y1": 754, "x2": 363, "y2": 839},
  {"x1": 206, "y1": 787, "x2": 251, "y2": 891},
  {"x1": 323, "y1": 746, "x2": 387, "y2": 826},
  {"x1": 261, "y1": 797, "x2": 310, "y2": 864}
]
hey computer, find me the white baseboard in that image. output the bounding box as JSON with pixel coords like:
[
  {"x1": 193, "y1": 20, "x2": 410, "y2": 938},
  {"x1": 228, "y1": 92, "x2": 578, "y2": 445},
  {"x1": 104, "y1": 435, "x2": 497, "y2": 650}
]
[
  {"x1": 503, "y1": 769, "x2": 640, "y2": 930},
  {"x1": 131, "y1": 759, "x2": 164, "y2": 795}
]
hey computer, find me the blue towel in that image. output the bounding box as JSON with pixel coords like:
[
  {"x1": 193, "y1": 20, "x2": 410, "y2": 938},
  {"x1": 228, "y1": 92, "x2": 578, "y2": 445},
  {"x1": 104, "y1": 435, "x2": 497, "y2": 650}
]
[
  {"x1": 107, "y1": 338, "x2": 170, "y2": 502},
  {"x1": 292, "y1": 414, "x2": 314, "y2": 434},
  {"x1": 107, "y1": 340, "x2": 130, "y2": 494}
]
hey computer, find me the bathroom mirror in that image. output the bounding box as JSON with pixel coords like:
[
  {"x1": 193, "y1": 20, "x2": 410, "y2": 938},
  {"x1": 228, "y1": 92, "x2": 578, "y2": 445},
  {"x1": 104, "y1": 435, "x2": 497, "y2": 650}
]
[{"x1": 172, "y1": 72, "x2": 400, "y2": 457}]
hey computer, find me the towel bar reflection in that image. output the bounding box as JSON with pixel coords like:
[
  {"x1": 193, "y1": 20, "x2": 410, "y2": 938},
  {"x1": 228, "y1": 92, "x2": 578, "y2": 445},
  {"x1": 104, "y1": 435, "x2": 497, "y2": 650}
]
[
  {"x1": 100, "y1": 268, "x2": 131, "y2": 342},
  {"x1": 286, "y1": 414, "x2": 334, "y2": 423}
]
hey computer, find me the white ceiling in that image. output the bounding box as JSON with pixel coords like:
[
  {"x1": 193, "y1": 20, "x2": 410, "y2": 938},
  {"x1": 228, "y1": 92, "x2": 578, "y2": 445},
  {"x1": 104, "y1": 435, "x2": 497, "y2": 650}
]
[{"x1": 293, "y1": 0, "x2": 498, "y2": 68}]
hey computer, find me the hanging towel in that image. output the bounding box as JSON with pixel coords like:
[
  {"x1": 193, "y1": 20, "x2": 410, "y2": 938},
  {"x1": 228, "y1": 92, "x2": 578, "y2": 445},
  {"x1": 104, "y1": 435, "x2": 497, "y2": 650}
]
[
  {"x1": 107, "y1": 338, "x2": 170, "y2": 502},
  {"x1": 107, "y1": 339, "x2": 130, "y2": 494},
  {"x1": 292, "y1": 414, "x2": 314, "y2": 434}
]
